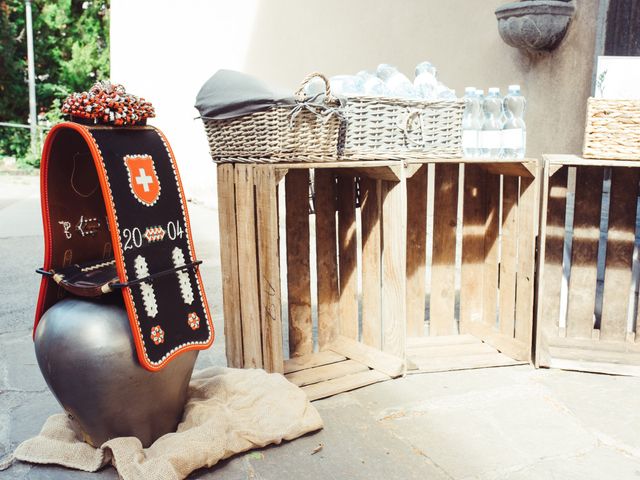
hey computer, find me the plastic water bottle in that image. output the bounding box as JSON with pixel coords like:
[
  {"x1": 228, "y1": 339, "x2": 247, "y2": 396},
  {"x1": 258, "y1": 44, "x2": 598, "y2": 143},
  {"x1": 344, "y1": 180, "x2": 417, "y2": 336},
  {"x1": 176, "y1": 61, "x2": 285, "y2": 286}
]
[
  {"x1": 474, "y1": 89, "x2": 485, "y2": 155},
  {"x1": 502, "y1": 85, "x2": 526, "y2": 159},
  {"x1": 414, "y1": 61, "x2": 438, "y2": 99},
  {"x1": 303, "y1": 76, "x2": 326, "y2": 97},
  {"x1": 376, "y1": 64, "x2": 416, "y2": 98},
  {"x1": 480, "y1": 87, "x2": 503, "y2": 158},
  {"x1": 436, "y1": 83, "x2": 456, "y2": 100},
  {"x1": 329, "y1": 75, "x2": 362, "y2": 96},
  {"x1": 356, "y1": 70, "x2": 387, "y2": 96},
  {"x1": 462, "y1": 87, "x2": 479, "y2": 157},
  {"x1": 473, "y1": 89, "x2": 485, "y2": 158}
]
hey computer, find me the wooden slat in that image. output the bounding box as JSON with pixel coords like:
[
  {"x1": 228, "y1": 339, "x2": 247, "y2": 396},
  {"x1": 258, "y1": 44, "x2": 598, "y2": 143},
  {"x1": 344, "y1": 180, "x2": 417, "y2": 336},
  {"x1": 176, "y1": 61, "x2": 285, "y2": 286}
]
[
  {"x1": 601, "y1": 169, "x2": 640, "y2": 341},
  {"x1": 536, "y1": 164, "x2": 568, "y2": 366},
  {"x1": 464, "y1": 321, "x2": 530, "y2": 361},
  {"x1": 407, "y1": 334, "x2": 480, "y2": 348},
  {"x1": 381, "y1": 178, "x2": 407, "y2": 356},
  {"x1": 460, "y1": 165, "x2": 487, "y2": 331},
  {"x1": 285, "y1": 360, "x2": 368, "y2": 387},
  {"x1": 286, "y1": 170, "x2": 313, "y2": 357},
  {"x1": 430, "y1": 164, "x2": 459, "y2": 335},
  {"x1": 567, "y1": 167, "x2": 602, "y2": 338},
  {"x1": 499, "y1": 176, "x2": 519, "y2": 338},
  {"x1": 547, "y1": 358, "x2": 640, "y2": 377},
  {"x1": 346, "y1": 166, "x2": 404, "y2": 181},
  {"x1": 546, "y1": 337, "x2": 640, "y2": 376},
  {"x1": 482, "y1": 173, "x2": 501, "y2": 331},
  {"x1": 337, "y1": 176, "x2": 358, "y2": 340},
  {"x1": 548, "y1": 343, "x2": 640, "y2": 364},
  {"x1": 255, "y1": 167, "x2": 284, "y2": 373},
  {"x1": 302, "y1": 370, "x2": 391, "y2": 401},
  {"x1": 398, "y1": 163, "x2": 425, "y2": 180},
  {"x1": 409, "y1": 352, "x2": 522, "y2": 373},
  {"x1": 234, "y1": 164, "x2": 262, "y2": 368},
  {"x1": 314, "y1": 170, "x2": 340, "y2": 349},
  {"x1": 545, "y1": 154, "x2": 640, "y2": 169},
  {"x1": 284, "y1": 351, "x2": 347, "y2": 374},
  {"x1": 407, "y1": 341, "x2": 497, "y2": 359},
  {"x1": 515, "y1": 175, "x2": 537, "y2": 349},
  {"x1": 327, "y1": 335, "x2": 404, "y2": 377},
  {"x1": 547, "y1": 335, "x2": 640, "y2": 353},
  {"x1": 272, "y1": 158, "x2": 538, "y2": 170},
  {"x1": 479, "y1": 162, "x2": 534, "y2": 178},
  {"x1": 360, "y1": 176, "x2": 382, "y2": 348},
  {"x1": 406, "y1": 165, "x2": 428, "y2": 336},
  {"x1": 217, "y1": 164, "x2": 243, "y2": 368},
  {"x1": 276, "y1": 160, "x2": 399, "y2": 170}
]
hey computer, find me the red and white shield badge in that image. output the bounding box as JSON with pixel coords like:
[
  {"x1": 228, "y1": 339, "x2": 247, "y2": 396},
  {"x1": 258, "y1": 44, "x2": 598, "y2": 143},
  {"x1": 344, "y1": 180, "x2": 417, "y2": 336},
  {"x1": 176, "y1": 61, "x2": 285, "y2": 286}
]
[{"x1": 124, "y1": 155, "x2": 161, "y2": 206}]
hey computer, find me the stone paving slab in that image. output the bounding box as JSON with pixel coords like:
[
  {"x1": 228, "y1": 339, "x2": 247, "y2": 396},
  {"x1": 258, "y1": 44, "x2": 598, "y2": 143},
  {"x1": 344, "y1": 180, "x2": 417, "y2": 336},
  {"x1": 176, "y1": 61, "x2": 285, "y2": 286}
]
[
  {"x1": 377, "y1": 378, "x2": 596, "y2": 479},
  {"x1": 480, "y1": 446, "x2": 640, "y2": 480},
  {"x1": 531, "y1": 368, "x2": 640, "y2": 456}
]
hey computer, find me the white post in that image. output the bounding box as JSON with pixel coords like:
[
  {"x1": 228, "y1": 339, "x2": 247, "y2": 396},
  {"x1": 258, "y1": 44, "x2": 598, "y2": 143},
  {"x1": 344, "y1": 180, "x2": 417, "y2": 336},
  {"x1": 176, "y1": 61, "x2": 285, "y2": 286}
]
[{"x1": 25, "y1": 0, "x2": 37, "y2": 156}]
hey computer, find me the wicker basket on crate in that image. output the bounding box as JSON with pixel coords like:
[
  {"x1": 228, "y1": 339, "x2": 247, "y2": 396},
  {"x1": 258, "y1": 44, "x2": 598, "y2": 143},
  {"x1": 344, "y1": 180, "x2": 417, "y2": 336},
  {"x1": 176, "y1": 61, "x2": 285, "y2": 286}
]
[
  {"x1": 583, "y1": 98, "x2": 640, "y2": 160},
  {"x1": 202, "y1": 71, "x2": 464, "y2": 163},
  {"x1": 340, "y1": 95, "x2": 464, "y2": 160},
  {"x1": 202, "y1": 73, "x2": 344, "y2": 163}
]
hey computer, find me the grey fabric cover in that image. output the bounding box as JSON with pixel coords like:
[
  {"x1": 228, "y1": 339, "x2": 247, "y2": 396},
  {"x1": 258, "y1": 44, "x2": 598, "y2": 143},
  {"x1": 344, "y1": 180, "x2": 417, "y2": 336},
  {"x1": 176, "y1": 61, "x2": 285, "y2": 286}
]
[{"x1": 195, "y1": 70, "x2": 296, "y2": 120}]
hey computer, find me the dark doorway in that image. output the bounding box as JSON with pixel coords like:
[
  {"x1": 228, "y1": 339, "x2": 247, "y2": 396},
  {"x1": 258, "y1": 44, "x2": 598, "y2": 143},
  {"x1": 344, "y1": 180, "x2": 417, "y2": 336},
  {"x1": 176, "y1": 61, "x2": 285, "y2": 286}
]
[{"x1": 604, "y1": 0, "x2": 640, "y2": 56}]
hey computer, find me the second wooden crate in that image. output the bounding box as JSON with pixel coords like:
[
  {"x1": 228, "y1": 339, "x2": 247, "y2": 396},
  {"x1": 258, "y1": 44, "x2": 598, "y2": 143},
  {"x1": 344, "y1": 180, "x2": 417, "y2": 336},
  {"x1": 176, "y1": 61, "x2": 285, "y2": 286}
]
[
  {"x1": 537, "y1": 155, "x2": 640, "y2": 376},
  {"x1": 403, "y1": 160, "x2": 538, "y2": 372}
]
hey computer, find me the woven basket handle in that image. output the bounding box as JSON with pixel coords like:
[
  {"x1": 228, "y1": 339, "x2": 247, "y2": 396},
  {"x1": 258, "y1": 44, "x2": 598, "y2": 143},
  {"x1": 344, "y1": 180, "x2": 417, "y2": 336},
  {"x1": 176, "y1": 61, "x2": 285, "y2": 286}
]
[
  {"x1": 294, "y1": 72, "x2": 338, "y2": 105},
  {"x1": 397, "y1": 109, "x2": 426, "y2": 149}
]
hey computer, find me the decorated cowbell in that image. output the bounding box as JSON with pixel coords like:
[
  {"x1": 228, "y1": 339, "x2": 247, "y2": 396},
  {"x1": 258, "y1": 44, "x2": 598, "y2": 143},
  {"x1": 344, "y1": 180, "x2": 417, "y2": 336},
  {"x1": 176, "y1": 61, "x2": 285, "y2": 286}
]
[{"x1": 33, "y1": 104, "x2": 214, "y2": 447}]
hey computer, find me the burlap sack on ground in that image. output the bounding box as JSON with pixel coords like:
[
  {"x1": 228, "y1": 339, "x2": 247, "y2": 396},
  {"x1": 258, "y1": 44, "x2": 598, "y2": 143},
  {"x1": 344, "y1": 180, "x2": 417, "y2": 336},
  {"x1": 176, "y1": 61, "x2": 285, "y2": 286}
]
[{"x1": 13, "y1": 367, "x2": 323, "y2": 479}]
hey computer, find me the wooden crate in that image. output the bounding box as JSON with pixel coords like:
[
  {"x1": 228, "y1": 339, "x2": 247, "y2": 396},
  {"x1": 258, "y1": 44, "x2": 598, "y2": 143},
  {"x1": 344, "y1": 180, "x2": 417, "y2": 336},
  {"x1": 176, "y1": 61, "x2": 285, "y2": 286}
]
[
  {"x1": 217, "y1": 158, "x2": 539, "y2": 399},
  {"x1": 537, "y1": 155, "x2": 640, "y2": 376},
  {"x1": 218, "y1": 161, "x2": 409, "y2": 400},
  {"x1": 404, "y1": 160, "x2": 538, "y2": 373}
]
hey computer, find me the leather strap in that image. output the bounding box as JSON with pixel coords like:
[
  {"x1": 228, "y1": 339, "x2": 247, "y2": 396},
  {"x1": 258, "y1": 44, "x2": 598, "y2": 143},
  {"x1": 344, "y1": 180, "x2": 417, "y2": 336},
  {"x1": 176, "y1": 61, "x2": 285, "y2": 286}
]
[{"x1": 34, "y1": 122, "x2": 215, "y2": 371}]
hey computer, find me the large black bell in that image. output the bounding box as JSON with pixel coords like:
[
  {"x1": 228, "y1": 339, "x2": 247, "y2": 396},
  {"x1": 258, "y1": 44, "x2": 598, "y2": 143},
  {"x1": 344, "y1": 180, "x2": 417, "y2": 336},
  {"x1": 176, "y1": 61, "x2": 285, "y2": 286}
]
[{"x1": 35, "y1": 296, "x2": 198, "y2": 447}]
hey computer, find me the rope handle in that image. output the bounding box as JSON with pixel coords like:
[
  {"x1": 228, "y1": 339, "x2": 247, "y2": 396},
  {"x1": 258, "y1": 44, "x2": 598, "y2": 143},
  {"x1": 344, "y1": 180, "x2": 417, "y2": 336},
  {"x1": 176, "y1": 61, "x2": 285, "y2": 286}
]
[
  {"x1": 294, "y1": 72, "x2": 338, "y2": 105},
  {"x1": 397, "y1": 108, "x2": 426, "y2": 148}
]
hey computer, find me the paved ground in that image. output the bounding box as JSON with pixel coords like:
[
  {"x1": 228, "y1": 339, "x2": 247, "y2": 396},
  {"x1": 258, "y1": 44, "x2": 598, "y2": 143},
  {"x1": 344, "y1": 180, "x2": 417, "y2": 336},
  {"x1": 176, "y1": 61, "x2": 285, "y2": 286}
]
[{"x1": 2, "y1": 173, "x2": 640, "y2": 479}]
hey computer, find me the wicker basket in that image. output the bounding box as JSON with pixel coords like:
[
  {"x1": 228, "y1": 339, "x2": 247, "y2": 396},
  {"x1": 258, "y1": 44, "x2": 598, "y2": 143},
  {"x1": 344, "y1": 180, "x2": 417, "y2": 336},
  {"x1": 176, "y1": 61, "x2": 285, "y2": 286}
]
[
  {"x1": 202, "y1": 73, "x2": 344, "y2": 163},
  {"x1": 340, "y1": 95, "x2": 464, "y2": 160},
  {"x1": 583, "y1": 98, "x2": 640, "y2": 160}
]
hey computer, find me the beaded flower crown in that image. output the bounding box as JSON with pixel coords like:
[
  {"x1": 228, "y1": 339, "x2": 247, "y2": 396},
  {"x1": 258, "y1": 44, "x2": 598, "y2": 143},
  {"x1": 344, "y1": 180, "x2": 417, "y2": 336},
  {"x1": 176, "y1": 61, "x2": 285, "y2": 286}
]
[{"x1": 62, "y1": 81, "x2": 155, "y2": 126}]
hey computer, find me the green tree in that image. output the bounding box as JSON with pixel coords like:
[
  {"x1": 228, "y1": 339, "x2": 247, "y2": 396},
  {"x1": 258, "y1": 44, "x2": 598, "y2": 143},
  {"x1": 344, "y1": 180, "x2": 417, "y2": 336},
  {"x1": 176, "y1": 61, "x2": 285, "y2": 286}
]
[{"x1": 0, "y1": 0, "x2": 109, "y2": 165}]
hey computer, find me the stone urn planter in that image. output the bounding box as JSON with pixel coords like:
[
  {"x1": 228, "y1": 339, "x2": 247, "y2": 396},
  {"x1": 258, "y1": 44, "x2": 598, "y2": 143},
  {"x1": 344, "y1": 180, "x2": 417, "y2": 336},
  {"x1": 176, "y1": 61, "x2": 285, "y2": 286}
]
[
  {"x1": 495, "y1": 0, "x2": 576, "y2": 52},
  {"x1": 35, "y1": 297, "x2": 198, "y2": 447}
]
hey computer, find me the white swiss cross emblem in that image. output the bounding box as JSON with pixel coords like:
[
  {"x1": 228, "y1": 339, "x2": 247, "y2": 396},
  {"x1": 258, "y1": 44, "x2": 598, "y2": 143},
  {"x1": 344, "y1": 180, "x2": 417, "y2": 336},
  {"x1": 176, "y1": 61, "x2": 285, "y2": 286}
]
[
  {"x1": 124, "y1": 155, "x2": 161, "y2": 206},
  {"x1": 136, "y1": 168, "x2": 153, "y2": 192}
]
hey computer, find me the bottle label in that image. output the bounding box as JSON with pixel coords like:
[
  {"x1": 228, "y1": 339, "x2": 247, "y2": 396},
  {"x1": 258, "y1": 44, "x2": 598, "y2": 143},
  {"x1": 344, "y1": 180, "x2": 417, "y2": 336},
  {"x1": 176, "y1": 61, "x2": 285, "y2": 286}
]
[
  {"x1": 502, "y1": 128, "x2": 523, "y2": 149},
  {"x1": 462, "y1": 130, "x2": 478, "y2": 149},
  {"x1": 479, "y1": 131, "x2": 501, "y2": 149}
]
